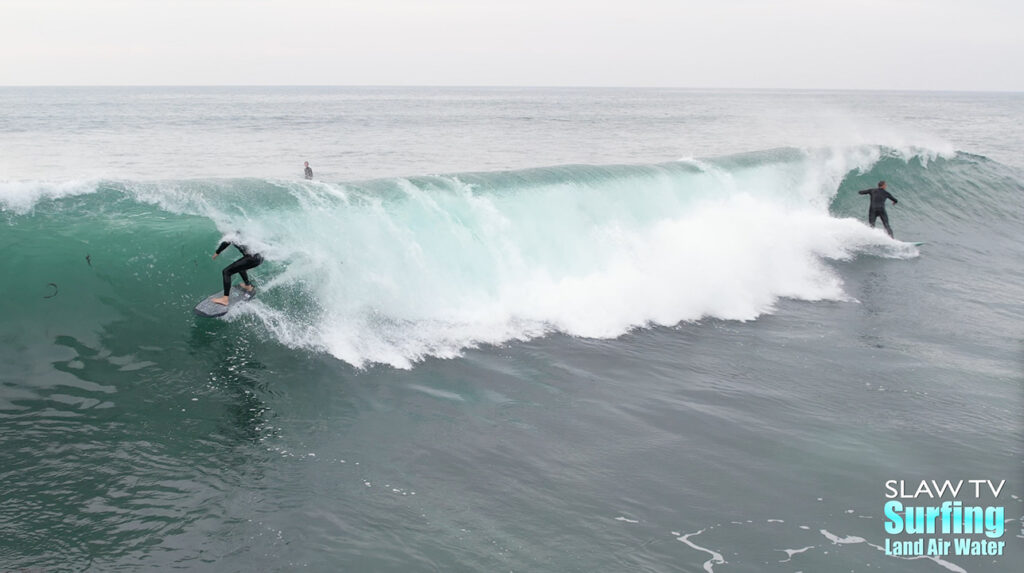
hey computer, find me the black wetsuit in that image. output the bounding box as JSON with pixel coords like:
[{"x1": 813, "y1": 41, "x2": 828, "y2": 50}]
[
  {"x1": 216, "y1": 241, "x2": 263, "y2": 296},
  {"x1": 858, "y1": 187, "x2": 898, "y2": 238},
  {"x1": 304, "y1": 166, "x2": 313, "y2": 180}
]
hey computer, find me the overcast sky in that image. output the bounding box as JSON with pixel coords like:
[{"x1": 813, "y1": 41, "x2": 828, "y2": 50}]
[{"x1": 1, "y1": 0, "x2": 1021, "y2": 90}]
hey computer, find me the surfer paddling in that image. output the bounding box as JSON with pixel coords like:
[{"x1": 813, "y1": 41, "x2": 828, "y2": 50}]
[
  {"x1": 858, "y1": 180, "x2": 899, "y2": 238},
  {"x1": 211, "y1": 235, "x2": 263, "y2": 306}
]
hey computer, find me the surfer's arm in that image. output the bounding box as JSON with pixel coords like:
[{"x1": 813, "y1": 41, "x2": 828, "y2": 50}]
[
  {"x1": 858, "y1": 189, "x2": 871, "y2": 195},
  {"x1": 887, "y1": 192, "x2": 898, "y2": 205},
  {"x1": 213, "y1": 241, "x2": 231, "y2": 259}
]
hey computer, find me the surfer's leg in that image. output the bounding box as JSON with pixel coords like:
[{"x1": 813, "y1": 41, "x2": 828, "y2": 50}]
[
  {"x1": 221, "y1": 266, "x2": 234, "y2": 296},
  {"x1": 238, "y1": 271, "x2": 256, "y2": 293},
  {"x1": 879, "y1": 211, "x2": 893, "y2": 238},
  {"x1": 214, "y1": 260, "x2": 248, "y2": 305},
  {"x1": 233, "y1": 255, "x2": 262, "y2": 291},
  {"x1": 222, "y1": 256, "x2": 257, "y2": 295},
  {"x1": 868, "y1": 209, "x2": 878, "y2": 228}
]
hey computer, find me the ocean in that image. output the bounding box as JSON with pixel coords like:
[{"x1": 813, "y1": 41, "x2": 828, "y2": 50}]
[{"x1": 1, "y1": 87, "x2": 1021, "y2": 572}]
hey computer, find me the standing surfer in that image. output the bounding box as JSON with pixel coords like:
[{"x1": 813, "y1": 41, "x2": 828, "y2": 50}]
[
  {"x1": 304, "y1": 161, "x2": 313, "y2": 180},
  {"x1": 211, "y1": 235, "x2": 263, "y2": 306},
  {"x1": 858, "y1": 180, "x2": 898, "y2": 238}
]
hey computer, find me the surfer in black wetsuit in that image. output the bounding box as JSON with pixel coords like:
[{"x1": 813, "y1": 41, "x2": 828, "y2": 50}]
[
  {"x1": 858, "y1": 180, "x2": 898, "y2": 238},
  {"x1": 304, "y1": 161, "x2": 313, "y2": 180},
  {"x1": 211, "y1": 237, "x2": 263, "y2": 306}
]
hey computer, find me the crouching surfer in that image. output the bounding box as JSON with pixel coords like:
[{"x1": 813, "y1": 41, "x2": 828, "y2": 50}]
[{"x1": 211, "y1": 235, "x2": 263, "y2": 306}]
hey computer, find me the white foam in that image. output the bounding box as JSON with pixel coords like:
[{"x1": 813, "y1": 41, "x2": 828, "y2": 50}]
[
  {"x1": 0, "y1": 178, "x2": 100, "y2": 214},
  {"x1": 778, "y1": 546, "x2": 814, "y2": 562},
  {"x1": 676, "y1": 529, "x2": 726, "y2": 573},
  {"x1": 233, "y1": 148, "x2": 919, "y2": 368},
  {"x1": 819, "y1": 529, "x2": 967, "y2": 573}
]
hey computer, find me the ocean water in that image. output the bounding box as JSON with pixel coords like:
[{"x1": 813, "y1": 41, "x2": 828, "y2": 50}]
[{"x1": 1, "y1": 87, "x2": 1022, "y2": 572}]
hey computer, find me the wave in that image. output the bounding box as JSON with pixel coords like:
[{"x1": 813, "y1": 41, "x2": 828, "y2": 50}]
[{"x1": 3, "y1": 145, "x2": 1019, "y2": 368}]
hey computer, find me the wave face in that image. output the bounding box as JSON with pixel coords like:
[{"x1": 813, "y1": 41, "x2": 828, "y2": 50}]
[{"x1": 3, "y1": 146, "x2": 1019, "y2": 368}]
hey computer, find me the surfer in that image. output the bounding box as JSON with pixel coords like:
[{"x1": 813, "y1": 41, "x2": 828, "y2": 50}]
[
  {"x1": 304, "y1": 161, "x2": 313, "y2": 180},
  {"x1": 858, "y1": 180, "x2": 898, "y2": 238},
  {"x1": 211, "y1": 237, "x2": 263, "y2": 306}
]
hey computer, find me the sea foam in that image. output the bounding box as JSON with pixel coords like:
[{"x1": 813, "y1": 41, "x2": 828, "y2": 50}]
[{"x1": 228, "y1": 147, "x2": 911, "y2": 368}]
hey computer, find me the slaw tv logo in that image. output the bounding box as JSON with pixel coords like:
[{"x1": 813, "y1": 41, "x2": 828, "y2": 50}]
[{"x1": 883, "y1": 479, "x2": 1007, "y2": 557}]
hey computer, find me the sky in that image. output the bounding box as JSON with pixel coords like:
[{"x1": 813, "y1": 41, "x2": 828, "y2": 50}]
[{"x1": 1, "y1": 0, "x2": 1021, "y2": 90}]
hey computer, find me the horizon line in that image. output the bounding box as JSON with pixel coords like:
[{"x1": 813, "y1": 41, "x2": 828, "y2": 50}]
[{"x1": 0, "y1": 84, "x2": 1021, "y2": 95}]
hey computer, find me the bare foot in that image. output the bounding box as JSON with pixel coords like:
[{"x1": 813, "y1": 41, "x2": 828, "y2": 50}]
[
  {"x1": 241, "y1": 284, "x2": 255, "y2": 293},
  {"x1": 212, "y1": 295, "x2": 230, "y2": 306}
]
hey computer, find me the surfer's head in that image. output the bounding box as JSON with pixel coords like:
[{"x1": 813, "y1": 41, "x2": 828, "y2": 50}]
[
  {"x1": 304, "y1": 161, "x2": 309, "y2": 167},
  {"x1": 878, "y1": 180, "x2": 886, "y2": 188}
]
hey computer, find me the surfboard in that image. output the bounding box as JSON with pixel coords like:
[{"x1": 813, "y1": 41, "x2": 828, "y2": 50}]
[
  {"x1": 193, "y1": 284, "x2": 255, "y2": 317},
  {"x1": 910, "y1": 241, "x2": 926, "y2": 246}
]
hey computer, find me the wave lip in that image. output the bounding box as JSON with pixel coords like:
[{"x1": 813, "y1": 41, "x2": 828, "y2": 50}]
[{"x1": 0, "y1": 179, "x2": 102, "y2": 214}]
